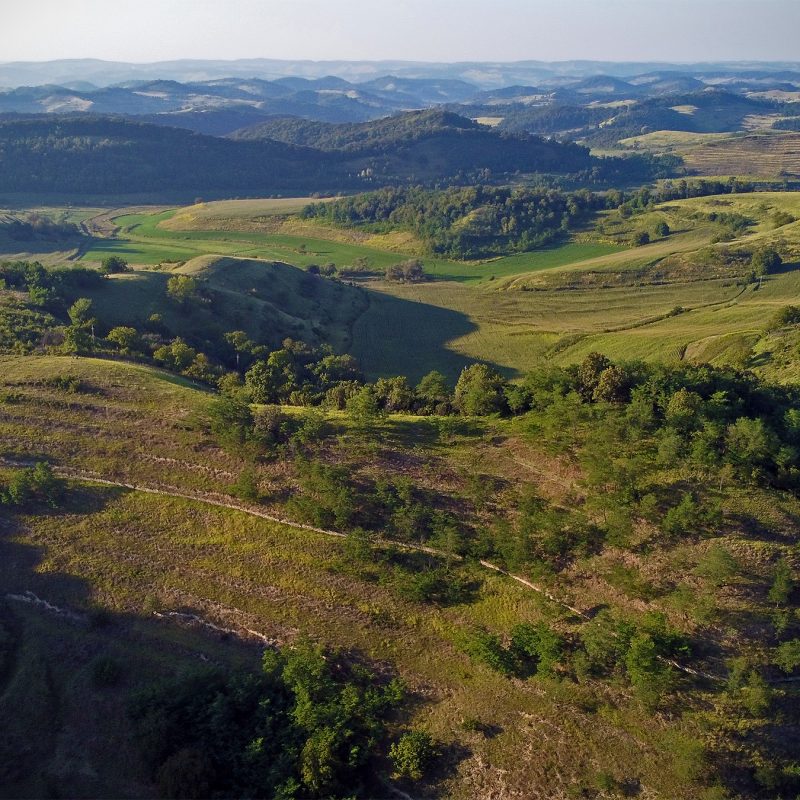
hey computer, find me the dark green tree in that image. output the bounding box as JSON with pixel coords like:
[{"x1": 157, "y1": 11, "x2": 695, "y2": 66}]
[
  {"x1": 100, "y1": 255, "x2": 130, "y2": 274},
  {"x1": 454, "y1": 364, "x2": 506, "y2": 415}
]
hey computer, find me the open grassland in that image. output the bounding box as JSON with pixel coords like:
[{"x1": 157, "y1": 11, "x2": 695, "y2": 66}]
[
  {"x1": 0, "y1": 355, "x2": 739, "y2": 800},
  {"x1": 162, "y1": 197, "x2": 333, "y2": 226},
  {"x1": 620, "y1": 131, "x2": 732, "y2": 151},
  {"x1": 681, "y1": 133, "x2": 800, "y2": 179},
  {"x1": 353, "y1": 192, "x2": 800, "y2": 380},
  {"x1": 662, "y1": 192, "x2": 800, "y2": 243},
  {"x1": 5, "y1": 191, "x2": 800, "y2": 382},
  {"x1": 74, "y1": 204, "x2": 624, "y2": 285},
  {"x1": 363, "y1": 265, "x2": 800, "y2": 383},
  {"x1": 353, "y1": 277, "x2": 746, "y2": 381}
]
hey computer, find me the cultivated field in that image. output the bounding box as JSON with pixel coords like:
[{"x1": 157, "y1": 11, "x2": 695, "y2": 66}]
[{"x1": 620, "y1": 130, "x2": 800, "y2": 179}]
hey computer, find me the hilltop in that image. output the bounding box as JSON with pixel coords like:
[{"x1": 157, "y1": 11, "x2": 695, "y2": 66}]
[
  {"x1": 0, "y1": 112, "x2": 628, "y2": 199},
  {"x1": 231, "y1": 109, "x2": 596, "y2": 183}
]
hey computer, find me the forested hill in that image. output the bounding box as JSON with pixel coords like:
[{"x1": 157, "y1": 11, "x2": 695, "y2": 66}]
[
  {"x1": 0, "y1": 116, "x2": 334, "y2": 195},
  {"x1": 231, "y1": 109, "x2": 491, "y2": 150},
  {"x1": 0, "y1": 112, "x2": 650, "y2": 197},
  {"x1": 230, "y1": 109, "x2": 595, "y2": 177},
  {"x1": 302, "y1": 185, "x2": 606, "y2": 259}
]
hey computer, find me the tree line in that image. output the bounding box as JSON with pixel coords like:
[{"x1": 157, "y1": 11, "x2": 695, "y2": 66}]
[{"x1": 302, "y1": 179, "x2": 760, "y2": 260}]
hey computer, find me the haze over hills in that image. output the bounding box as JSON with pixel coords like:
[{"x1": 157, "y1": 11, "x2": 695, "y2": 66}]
[
  {"x1": 2, "y1": 60, "x2": 800, "y2": 144},
  {"x1": 3, "y1": 57, "x2": 800, "y2": 89}
]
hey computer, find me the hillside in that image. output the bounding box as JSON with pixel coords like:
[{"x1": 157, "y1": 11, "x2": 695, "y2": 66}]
[
  {"x1": 467, "y1": 90, "x2": 800, "y2": 169},
  {"x1": 91, "y1": 255, "x2": 368, "y2": 352},
  {"x1": 230, "y1": 109, "x2": 597, "y2": 181},
  {"x1": 231, "y1": 109, "x2": 489, "y2": 148},
  {"x1": 0, "y1": 116, "x2": 337, "y2": 196},
  {"x1": 3, "y1": 187, "x2": 800, "y2": 800},
  {"x1": 583, "y1": 90, "x2": 783, "y2": 145},
  {"x1": 6, "y1": 185, "x2": 800, "y2": 385},
  {"x1": 0, "y1": 252, "x2": 369, "y2": 372},
  {"x1": 3, "y1": 346, "x2": 800, "y2": 798},
  {"x1": 0, "y1": 112, "x2": 621, "y2": 199},
  {"x1": 349, "y1": 189, "x2": 800, "y2": 381}
]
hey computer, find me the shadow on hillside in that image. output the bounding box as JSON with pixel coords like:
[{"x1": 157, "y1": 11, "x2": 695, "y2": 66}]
[
  {"x1": 726, "y1": 510, "x2": 800, "y2": 544},
  {"x1": 0, "y1": 236, "x2": 84, "y2": 257},
  {"x1": 0, "y1": 487, "x2": 263, "y2": 799},
  {"x1": 0, "y1": 480, "x2": 424, "y2": 799},
  {"x1": 353, "y1": 288, "x2": 506, "y2": 383},
  {"x1": 767, "y1": 259, "x2": 800, "y2": 276},
  {"x1": 383, "y1": 416, "x2": 488, "y2": 449}
]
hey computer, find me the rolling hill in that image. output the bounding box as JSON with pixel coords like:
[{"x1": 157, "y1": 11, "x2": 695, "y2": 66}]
[
  {"x1": 2, "y1": 338, "x2": 800, "y2": 798},
  {"x1": 0, "y1": 112, "x2": 618, "y2": 199}
]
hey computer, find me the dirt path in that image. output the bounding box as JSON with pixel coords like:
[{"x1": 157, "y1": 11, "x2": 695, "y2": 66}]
[
  {"x1": 38, "y1": 466, "x2": 467, "y2": 562},
  {"x1": 68, "y1": 206, "x2": 173, "y2": 261},
  {"x1": 11, "y1": 461, "x2": 793, "y2": 687},
  {"x1": 43, "y1": 465, "x2": 594, "y2": 608}
]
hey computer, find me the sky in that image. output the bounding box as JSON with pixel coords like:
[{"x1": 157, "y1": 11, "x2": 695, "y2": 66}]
[{"x1": 3, "y1": 0, "x2": 799, "y2": 64}]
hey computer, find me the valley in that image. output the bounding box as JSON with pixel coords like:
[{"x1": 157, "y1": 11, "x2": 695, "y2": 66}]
[
  {"x1": 4, "y1": 187, "x2": 798, "y2": 382},
  {"x1": 3, "y1": 49, "x2": 800, "y2": 800}
]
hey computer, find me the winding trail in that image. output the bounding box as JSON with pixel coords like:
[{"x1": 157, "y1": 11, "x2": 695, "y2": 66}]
[
  {"x1": 40, "y1": 464, "x2": 584, "y2": 607},
  {"x1": 9, "y1": 461, "x2": 800, "y2": 687}
]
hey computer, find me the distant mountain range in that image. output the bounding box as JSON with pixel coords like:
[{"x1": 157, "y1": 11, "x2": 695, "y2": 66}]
[
  {"x1": 2, "y1": 63, "x2": 799, "y2": 135},
  {"x1": 2, "y1": 58, "x2": 800, "y2": 89}
]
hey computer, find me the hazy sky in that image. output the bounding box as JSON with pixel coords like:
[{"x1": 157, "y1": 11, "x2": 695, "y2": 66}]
[{"x1": 4, "y1": 0, "x2": 799, "y2": 63}]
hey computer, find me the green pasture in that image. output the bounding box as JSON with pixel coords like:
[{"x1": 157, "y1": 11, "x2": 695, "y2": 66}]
[
  {"x1": 77, "y1": 207, "x2": 624, "y2": 285},
  {"x1": 9, "y1": 192, "x2": 800, "y2": 383},
  {"x1": 353, "y1": 276, "x2": 752, "y2": 381}
]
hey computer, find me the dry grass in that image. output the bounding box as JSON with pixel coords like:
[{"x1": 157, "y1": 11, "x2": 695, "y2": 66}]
[
  {"x1": 2, "y1": 355, "x2": 797, "y2": 797},
  {"x1": 681, "y1": 132, "x2": 800, "y2": 178},
  {"x1": 160, "y1": 197, "x2": 331, "y2": 230}
]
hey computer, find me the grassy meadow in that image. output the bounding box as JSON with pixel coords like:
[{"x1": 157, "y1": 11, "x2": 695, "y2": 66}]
[
  {"x1": 3, "y1": 189, "x2": 800, "y2": 383},
  {"x1": 618, "y1": 130, "x2": 800, "y2": 179}
]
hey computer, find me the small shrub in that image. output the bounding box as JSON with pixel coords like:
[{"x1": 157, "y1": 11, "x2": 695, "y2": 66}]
[
  {"x1": 100, "y1": 255, "x2": 130, "y2": 275},
  {"x1": 390, "y1": 730, "x2": 437, "y2": 781},
  {"x1": 461, "y1": 629, "x2": 515, "y2": 675},
  {"x1": 774, "y1": 639, "x2": 800, "y2": 673},
  {"x1": 1, "y1": 462, "x2": 64, "y2": 508},
  {"x1": 230, "y1": 467, "x2": 261, "y2": 503},
  {"x1": 43, "y1": 374, "x2": 84, "y2": 393}
]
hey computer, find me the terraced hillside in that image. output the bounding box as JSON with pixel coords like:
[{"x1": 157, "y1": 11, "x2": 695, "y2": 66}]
[
  {"x1": 2, "y1": 355, "x2": 800, "y2": 798},
  {"x1": 620, "y1": 131, "x2": 800, "y2": 179}
]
